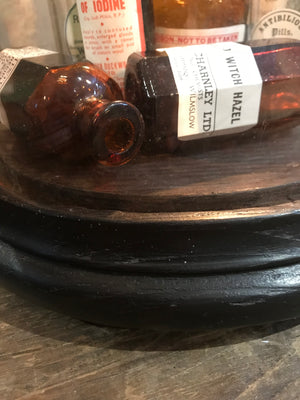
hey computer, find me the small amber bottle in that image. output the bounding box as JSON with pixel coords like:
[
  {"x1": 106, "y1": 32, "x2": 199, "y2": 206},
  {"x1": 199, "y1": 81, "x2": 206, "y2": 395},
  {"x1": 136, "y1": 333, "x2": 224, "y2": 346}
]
[
  {"x1": 153, "y1": 0, "x2": 249, "y2": 48},
  {"x1": 125, "y1": 41, "x2": 300, "y2": 153},
  {"x1": 0, "y1": 48, "x2": 144, "y2": 166}
]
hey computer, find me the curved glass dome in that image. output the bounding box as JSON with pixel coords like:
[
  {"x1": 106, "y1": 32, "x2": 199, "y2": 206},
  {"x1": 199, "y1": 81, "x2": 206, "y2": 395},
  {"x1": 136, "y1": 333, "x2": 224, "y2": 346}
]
[{"x1": 0, "y1": 0, "x2": 299, "y2": 330}]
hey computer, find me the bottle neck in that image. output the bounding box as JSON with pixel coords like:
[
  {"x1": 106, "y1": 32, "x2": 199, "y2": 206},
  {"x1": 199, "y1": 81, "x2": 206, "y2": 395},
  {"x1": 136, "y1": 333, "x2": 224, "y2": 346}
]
[{"x1": 75, "y1": 97, "x2": 145, "y2": 166}]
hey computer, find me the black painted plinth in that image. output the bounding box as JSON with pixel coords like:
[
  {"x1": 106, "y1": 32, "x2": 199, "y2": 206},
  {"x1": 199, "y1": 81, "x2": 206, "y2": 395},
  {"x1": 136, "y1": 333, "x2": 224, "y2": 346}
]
[
  {"x1": 0, "y1": 192, "x2": 299, "y2": 330},
  {"x1": 0, "y1": 123, "x2": 299, "y2": 329}
]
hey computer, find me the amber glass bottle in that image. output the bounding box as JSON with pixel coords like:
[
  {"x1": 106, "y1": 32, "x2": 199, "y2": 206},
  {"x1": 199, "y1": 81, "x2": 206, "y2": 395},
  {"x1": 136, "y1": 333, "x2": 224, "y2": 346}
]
[
  {"x1": 153, "y1": 0, "x2": 249, "y2": 48},
  {"x1": 125, "y1": 41, "x2": 300, "y2": 153},
  {"x1": 0, "y1": 48, "x2": 144, "y2": 166}
]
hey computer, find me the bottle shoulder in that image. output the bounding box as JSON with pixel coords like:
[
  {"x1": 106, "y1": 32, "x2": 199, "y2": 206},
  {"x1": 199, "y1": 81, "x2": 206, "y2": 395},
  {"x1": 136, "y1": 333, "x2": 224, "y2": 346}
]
[
  {"x1": 153, "y1": 0, "x2": 248, "y2": 29},
  {"x1": 126, "y1": 51, "x2": 178, "y2": 99},
  {"x1": 252, "y1": 41, "x2": 300, "y2": 81}
]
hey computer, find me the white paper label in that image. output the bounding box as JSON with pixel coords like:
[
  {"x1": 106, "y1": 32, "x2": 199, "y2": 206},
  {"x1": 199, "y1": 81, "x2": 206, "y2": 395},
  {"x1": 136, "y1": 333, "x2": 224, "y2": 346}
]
[
  {"x1": 251, "y1": 8, "x2": 300, "y2": 40},
  {"x1": 0, "y1": 47, "x2": 56, "y2": 128},
  {"x1": 65, "y1": 3, "x2": 85, "y2": 61},
  {"x1": 155, "y1": 25, "x2": 246, "y2": 48},
  {"x1": 165, "y1": 43, "x2": 263, "y2": 140},
  {"x1": 76, "y1": 0, "x2": 146, "y2": 89}
]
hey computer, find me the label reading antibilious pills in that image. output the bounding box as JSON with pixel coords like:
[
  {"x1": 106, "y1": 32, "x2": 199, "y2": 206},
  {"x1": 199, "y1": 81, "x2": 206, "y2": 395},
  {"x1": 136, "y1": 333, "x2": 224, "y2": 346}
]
[
  {"x1": 164, "y1": 43, "x2": 263, "y2": 140},
  {"x1": 251, "y1": 8, "x2": 300, "y2": 40},
  {"x1": 0, "y1": 47, "x2": 56, "y2": 128}
]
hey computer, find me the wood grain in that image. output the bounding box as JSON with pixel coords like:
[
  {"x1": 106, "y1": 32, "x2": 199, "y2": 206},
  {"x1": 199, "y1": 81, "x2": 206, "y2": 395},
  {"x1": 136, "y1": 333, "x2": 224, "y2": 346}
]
[
  {"x1": 0, "y1": 285, "x2": 299, "y2": 400},
  {"x1": 0, "y1": 123, "x2": 299, "y2": 213}
]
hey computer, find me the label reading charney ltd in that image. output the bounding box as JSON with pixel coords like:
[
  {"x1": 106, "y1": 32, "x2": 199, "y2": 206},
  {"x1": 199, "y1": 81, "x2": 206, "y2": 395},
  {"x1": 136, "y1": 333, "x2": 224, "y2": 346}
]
[
  {"x1": 0, "y1": 47, "x2": 56, "y2": 128},
  {"x1": 164, "y1": 42, "x2": 263, "y2": 140}
]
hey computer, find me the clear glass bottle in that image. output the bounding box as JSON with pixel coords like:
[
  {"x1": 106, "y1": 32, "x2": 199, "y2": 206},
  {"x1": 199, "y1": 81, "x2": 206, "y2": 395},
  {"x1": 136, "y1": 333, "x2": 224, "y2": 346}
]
[
  {"x1": 0, "y1": 0, "x2": 58, "y2": 50},
  {"x1": 76, "y1": 0, "x2": 154, "y2": 89},
  {"x1": 48, "y1": 1, "x2": 85, "y2": 61},
  {"x1": 0, "y1": 1, "x2": 84, "y2": 58},
  {"x1": 153, "y1": 0, "x2": 249, "y2": 48},
  {"x1": 249, "y1": 0, "x2": 300, "y2": 41},
  {"x1": 0, "y1": 48, "x2": 144, "y2": 166},
  {"x1": 125, "y1": 41, "x2": 300, "y2": 153}
]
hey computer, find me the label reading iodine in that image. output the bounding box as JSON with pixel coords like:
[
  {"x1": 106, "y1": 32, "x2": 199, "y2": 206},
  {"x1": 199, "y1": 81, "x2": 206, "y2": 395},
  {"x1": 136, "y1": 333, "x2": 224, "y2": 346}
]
[
  {"x1": 0, "y1": 47, "x2": 56, "y2": 128},
  {"x1": 165, "y1": 43, "x2": 263, "y2": 140},
  {"x1": 76, "y1": 0, "x2": 146, "y2": 89}
]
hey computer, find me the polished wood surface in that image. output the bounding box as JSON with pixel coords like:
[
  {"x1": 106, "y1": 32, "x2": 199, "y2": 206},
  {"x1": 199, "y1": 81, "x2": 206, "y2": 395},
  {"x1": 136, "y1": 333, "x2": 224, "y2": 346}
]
[
  {"x1": 0, "y1": 123, "x2": 299, "y2": 214},
  {"x1": 0, "y1": 285, "x2": 299, "y2": 400}
]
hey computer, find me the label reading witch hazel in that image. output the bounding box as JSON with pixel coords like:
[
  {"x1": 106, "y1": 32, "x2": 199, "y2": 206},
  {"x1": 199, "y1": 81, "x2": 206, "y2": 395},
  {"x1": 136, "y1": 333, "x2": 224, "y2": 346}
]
[
  {"x1": 164, "y1": 43, "x2": 263, "y2": 140},
  {"x1": 0, "y1": 47, "x2": 56, "y2": 128},
  {"x1": 76, "y1": 0, "x2": 146, "y2": 89}
]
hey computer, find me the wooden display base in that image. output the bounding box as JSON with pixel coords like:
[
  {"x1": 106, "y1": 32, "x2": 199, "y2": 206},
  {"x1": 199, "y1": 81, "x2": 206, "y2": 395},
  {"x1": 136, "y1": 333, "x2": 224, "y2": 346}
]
[{"x1": 0, "y1": 123, "x2": 299, "y2": 329}]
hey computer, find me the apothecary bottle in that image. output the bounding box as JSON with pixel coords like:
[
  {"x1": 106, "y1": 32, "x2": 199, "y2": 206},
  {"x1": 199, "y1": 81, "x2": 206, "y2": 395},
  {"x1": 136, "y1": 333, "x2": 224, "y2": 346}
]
[
  {"x1": 153, "y1": 0, "x2": 249, "y2": 48},
  {"x1": 0, "y1": 47, "x2": 144, "y2": 166},
  {"x1": 76, "y1": 0, "x2": 154, "y2": 89},
  {"x1": 0, "y1": 0, "x2": 59, "y2": 51},
  {"x1": 48, "y1": 0, "x2": 85, "y2": 61},
  {"x1": 249, "y1": 0, "x2": 300, "y2": 41},
  {"x1": 0, "y1": 1, "x2": 85, "y2": 60},
  {"x1": 125, "y1": 41, "x2": 300, "y2": 153}
]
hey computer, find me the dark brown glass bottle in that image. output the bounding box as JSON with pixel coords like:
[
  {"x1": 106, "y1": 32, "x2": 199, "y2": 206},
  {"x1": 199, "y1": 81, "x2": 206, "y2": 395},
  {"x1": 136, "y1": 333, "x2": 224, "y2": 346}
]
[
  {"x1": 0, "y1": 49, "x2": 144, "y2": 166},
  {"x1": 125, "y1": 41, "x2": 300, "y2": 153}
]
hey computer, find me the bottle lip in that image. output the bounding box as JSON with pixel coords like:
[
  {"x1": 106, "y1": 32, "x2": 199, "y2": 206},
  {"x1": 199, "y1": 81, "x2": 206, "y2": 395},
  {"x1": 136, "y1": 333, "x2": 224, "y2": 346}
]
[{"x1": 90, "y1": 100, "x2": 145, "y2": 166}]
